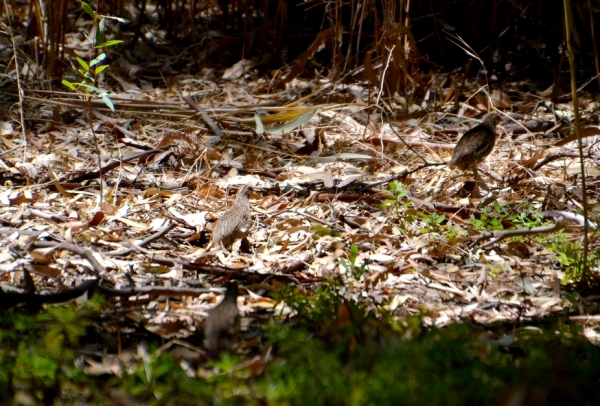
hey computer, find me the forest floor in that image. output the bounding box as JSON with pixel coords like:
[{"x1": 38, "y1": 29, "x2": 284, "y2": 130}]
[{"x1": 2, "y1": 17, "x2": 600, "y2": 405}]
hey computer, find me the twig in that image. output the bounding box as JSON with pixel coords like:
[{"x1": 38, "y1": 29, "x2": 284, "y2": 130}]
[
  {"x1": 66, "y1": 149, "x2": 164, "y2": 183},
  {"x1": 104, "y1": 224, "x2": 177, "y2": 257},
  {"x1": 182, "y1": 95, "x2": 223, "y2": 140},
  {"x1": 360, "y1": 162, "x2": 446, "y2": 191},
  {"x1": 472, "y1": 217, "x2": 566, "y2": 248},
  {"x1": 96, "y1": 284, "x2": 211, "y2": 298},
  {"x1": 0, "y1": 279, "x2": 99, "y2": 308},
  {"x1": 29, "y1": 241, "x2": 109, "y2": 276}
]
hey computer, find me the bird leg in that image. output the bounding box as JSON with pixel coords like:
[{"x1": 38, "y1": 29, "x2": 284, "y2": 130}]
[{"x1": 471, "y1": 169, "x2": 482, "y2": 198}]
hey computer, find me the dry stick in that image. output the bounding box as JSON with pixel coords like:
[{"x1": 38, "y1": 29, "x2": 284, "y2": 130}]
[
  {"x1": 66, "y1": 149, "x2": 164, "y2": 183},
  {"x1": 454, "y1": 59, "x2": 472, "y2": 114},
  {"x1": 3, "y1": 0, "x2": 27, "y2": 157},
  {"x1": 588, "y1": 0, "x2": 600, "y2": 90},
  {"x1": 104, "y1": 223, "x2": 177, "y2": 257},
  {"x1": 545, "y1": 210, "x2": 596, "y2": 229},
  {"x1": 359, "y1": 162, "x2": 446, "y2": 192},
  {"x1": 0, "y1": 279, "x2": 99, "y2": 308},
  {"x1": 96, "y1": 284, "x2": 212, "y2": 298},
  {"x1": 563, "y1": 0, "x2": 590, "y2": 280},
  {"x1": 127, "y1": 243, "x2": 251, "y2": 276},
  {"x1": 30, "y1": 239, "x2": 248, "y2": 277},
  {"x1": 273, "y1": 251, "x2": 313, "y2": 274},
  {"x1": 473, "y1": 217, "x2": 566, "y2": 249},
  {"x1": 388, "y1": 122, "x2": 431, "y2": 165},
  {"x1": 182, "y1": 95, "x2": 224, "y2": 140},
  {"x1": 0, "y1": 227, "x2": 64, "y2": 240},
  {"x1": 29, "y1": 241, "x2": 108, "y2": 276},
  {"x1": 504, "y1": 150, "x2": 590, "y2": 184}
]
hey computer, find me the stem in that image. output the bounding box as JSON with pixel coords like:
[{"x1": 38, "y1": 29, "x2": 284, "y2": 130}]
[{"x1": 563, "y1": 0, "x2": 590, "y2": 281}]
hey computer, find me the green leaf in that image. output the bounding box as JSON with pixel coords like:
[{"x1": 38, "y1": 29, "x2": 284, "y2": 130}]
[
  {"x1": 96, "y1": 25, "x2": 105, "y2": 47},
  {"x1": 90, "y1": 53, "x2": 106, "y2": 67},
  {"x1": 102, "y1": 94, "x2": 115, "y2": 112},
  {"x1": 349, "y1": 245, "x2": 359, "y2": 266},
  {"x1": 78, "y1": 83, "x2": 101, "y2": 93},
  {"x1": 96, "y1": 40, "x2": 124, "y2": 48},
  {"x1": 61, "y1": 79, "x2": 76, "y2": 91},
  {"x1": 99, "y1": 17, "x2": 106, "y2": 33},
  {"x1": 76, "y1": 57, "x2": 90, "y2": 72},
  {"x1": 95, "y1": 65, "x2": 109, "y2": 74},
  {"x1": 81, "y1": 2, "x2": 96, "y2": 19},
  {"x1": 101, "y1": 16, "x2": 130, "y2": 24}
]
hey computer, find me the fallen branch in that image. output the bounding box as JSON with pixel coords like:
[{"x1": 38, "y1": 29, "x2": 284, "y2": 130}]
[
  {"x1": 66, "y1": 149, "x2": 164, "y2": 183},
  {"x1": 183, "y1": 95, "x2": 223, "y2": 140},
  {"x1": 105, "y1": 223, "x2": 177, "y2": 257},
  {"x1": 0, "y1": 279, "x2": 99, "y2": 308},
  {"x1": 472, "y1": 216, "x2": 566, "y2": 248}
]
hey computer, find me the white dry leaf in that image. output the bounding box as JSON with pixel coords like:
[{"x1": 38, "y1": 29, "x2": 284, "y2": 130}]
[
  {"x1": 111, "y1": 217, "x2": 151, "y2": 230},
  {"x1": 156, "y1": 268, "x2": 183, "y2": 279},
  {"x1": 32, "y1": 154, "x2": 61, "y2": 167},
  {"x1": 584, "y1": 327, "x2": 600, "y2": 344},
  {"x1": 163, "y1": 193, "x2": 181, "y2": 207},
  {"x1": 115, "y1": 201, "x2": 130, "y2": 217},
  {"x1": 0, "y1": 258, "x2": 24, "y2": 272},
  {"x1": 0, "y1": 252, "x2": 14, "y2": 263},
  {"x1": 273, "y1": 301, "x2": 293, "y2": 318},
  {"x1": 168, "y1": 208, "x2": 207, "y2": 228},
  {"x1": 368, "y1": 253, "x2": 396, "y2": 264},
  {"x1": 15, "y1": 162, "x2": 38, "y2": 177},
  {"x1": 0, "y1": 191, "x2": 10, "y2": 206},
  {"x1": 365, "y1": 263, "x2": 387, "y2": 273},
  {"x1": 247, "y1": 297, "x2": 276, "y2": 309},
  {"x1": 0, "y1": 122, "x2": 14, "y2": 135},
  {"x1": 222, "y1": 58, "x2": 255, "y2": 80},
  {"x1": 149, "y1": 217, "x2": 167, "y2": 231},
  {"x1": 289, "y1": 229, "x2": 308, "y2": 242},
  {"x1": 217, "y1": 175, "x2": 267, "y2": 189}
]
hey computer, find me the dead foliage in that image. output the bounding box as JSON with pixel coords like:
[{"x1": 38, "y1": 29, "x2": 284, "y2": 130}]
[{"x1": 0, "y1": 0, "x2": 600, "y2": 389}]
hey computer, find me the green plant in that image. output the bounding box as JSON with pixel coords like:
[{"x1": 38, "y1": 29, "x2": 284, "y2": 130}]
[
  {"x1": 62, "y1": 3, "x2": 127, "y2": 111},
  {"x1": 115, "y1": 347, "x2": 213, "y2": 405},
  {"x1": 544, "y1": 232, "x2": 599, "y2": 283},
  {"x1": 418, "y1": 211, "x2": 446, "y2": 235},
  {"x1": 340, "y1": 244, "x2": 367, "y2": 279},
  {"x1": 383, "y1": 181, "x2": 414, "y2": 230},
  {"x1": 0, "y1": 296, "x2": 103, "y2": 403},
  {"x1": 272, "y1": 282, "x2": 343, "y2": 328}
]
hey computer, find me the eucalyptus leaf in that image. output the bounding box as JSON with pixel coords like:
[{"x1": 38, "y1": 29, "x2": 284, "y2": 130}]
[
  {"x1": 254, "y1": 113, "x2": 264, "y2": 135},
  {"x1": 102, "y1": 94, "x2": 115, "y2": 112},
  {"x1": 76, "y1": 57, "x2": 90, "y2": 72},
  {"x1": 81, "y1": 2, "x2": 96, "y2": 19},
  {"x1": 267, "y1": 107, "x2": 322, "y2": 136},
  {"x1": 61, "y1": 80, "x2": 76, "y2": 91},
  {"x1": 97, "y1": 40, "x2": 125, "y2": 48}
]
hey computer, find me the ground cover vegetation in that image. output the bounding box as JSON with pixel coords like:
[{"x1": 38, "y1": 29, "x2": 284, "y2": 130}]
[{"x1": 1, "y1": 0, "x2": 600, "y2": 404}]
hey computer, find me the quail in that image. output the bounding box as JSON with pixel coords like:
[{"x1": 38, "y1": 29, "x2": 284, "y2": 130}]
[
  {"x1": 204, "y1": 282, "x2": 240, "y2": 353},
  {"x1": 448, "y1": 113, "x2": 501, "y2": 196},
  {"x1": 212, "y1": 185, "x2": 253, "y2": 249}
]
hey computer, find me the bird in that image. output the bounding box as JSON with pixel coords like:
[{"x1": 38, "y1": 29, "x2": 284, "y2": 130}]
[
  {"x1": 448, "y1": 112, "x2": 502, "y2": 196},
  {"x1": 212, "y1": 185, "x2": 253, "y2": 249},
  {"x1": 204, "y1": 282, "x2": 240, "y2": 353}
]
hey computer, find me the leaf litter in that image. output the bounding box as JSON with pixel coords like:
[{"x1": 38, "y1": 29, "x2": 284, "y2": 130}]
[{"x1": 1, "y1": 56, "x2": 599, "y2": 376}]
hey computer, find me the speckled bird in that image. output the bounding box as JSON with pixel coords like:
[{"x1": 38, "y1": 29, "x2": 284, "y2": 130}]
[
  {"x1": 449, "y1": 113, "x2": 502, "y2": 172},
  {"x1": 212, "y1": 185, "x2": 253, "y2": 249},
  {"x1": 204, "y1": 282, "x2": 240, "y2": 353}
]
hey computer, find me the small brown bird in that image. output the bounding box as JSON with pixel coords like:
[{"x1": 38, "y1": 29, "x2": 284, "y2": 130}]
[
  {"x1": 212, "y1": 185, "x2": 253, "y2": 249},
  {"x1": 449, "y1": 112, "x2": 501, "y2": 196},
  {"x1": 204, "y1": 282, "x2": 240, "y2": 353}
]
